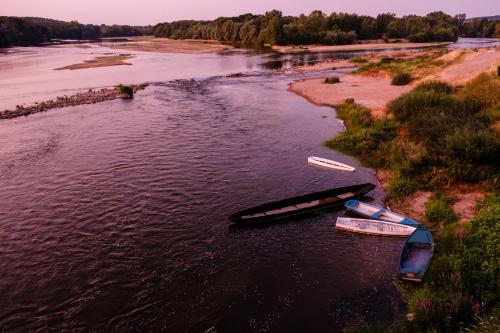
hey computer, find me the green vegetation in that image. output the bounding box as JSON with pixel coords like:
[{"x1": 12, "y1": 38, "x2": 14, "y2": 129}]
[
  {"x1": 328, "y1": 74, "x2": 500, "y2": 199},
  {"x1": 324, "y1": 76, "x2": 340, "y2": 84},
  {"x1": 346, "y1": 194, "x2": 499, "y2": 332},
  {"x1": 425, "y1": 193, "x2": 457, "y2": 226},
  {"x1": 153, "y1": 11, "x2": 467, "y2": 47},
  {"x1": 356, "y1": 52, "x2": 445, "y2": 77},
  {"x1": 391, "y1": 72, "x2": 412, "y2": 86},
  {"x1": 0, "y1": 16, "x2": 152, "y2": 48},
  {"x1": 117, "y1": 84, "x2": 134, "y2": 99}
]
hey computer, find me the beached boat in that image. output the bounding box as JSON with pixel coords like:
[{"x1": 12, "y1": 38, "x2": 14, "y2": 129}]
[
  {"x1": 229, "y1": 183, "x2": 375, "y2": 224},
  {"x1": 398, "y1": 228, "x2": 434, "y2": 282},
  {"x1": 336, "y1": 217, "x2": 417, "y2": 237},
  {"x1": 344, "y1": 200, "x2": 420, "y2": 227},
  {"x1": 307, "y1": 156, "x2": 355, "y2": 172}
]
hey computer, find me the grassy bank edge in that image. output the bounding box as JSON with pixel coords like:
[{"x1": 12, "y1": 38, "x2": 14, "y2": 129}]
[{"x1": 325, "y1": 75, "x2": 499, "y2": 332}]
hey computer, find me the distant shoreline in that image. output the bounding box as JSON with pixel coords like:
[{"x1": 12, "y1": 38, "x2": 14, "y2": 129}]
[{"x1": 272, "y1": 41, "x2": 453, "y2": 54}]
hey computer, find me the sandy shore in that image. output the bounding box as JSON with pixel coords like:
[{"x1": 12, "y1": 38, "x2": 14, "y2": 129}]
[
  {"x1": 0, "y1": 84, "x2": 148, "y2": 120},
  {"x1": 288, "y1": 47, "x2": 499, "y2": 115},
  {"x1": 273, "y1": 41, "x2": 452, "y2": 54},
  {"x1": 54, "y1": 55, "x2": 134, "y2": 70},
  {"x1": 103, "y1": 36, "x2": 233, "y2": 54},
  {"x1": 289, "y1": 75, "x2": 412, "y2": 116},
  {"x1": 277, "y1": 59, "x2": 356, "y2": 73}
]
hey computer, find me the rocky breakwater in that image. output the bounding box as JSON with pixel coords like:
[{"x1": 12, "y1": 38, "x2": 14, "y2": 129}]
[{"x1": 0, "y1": 83, "x2": 148, "y2": 120}]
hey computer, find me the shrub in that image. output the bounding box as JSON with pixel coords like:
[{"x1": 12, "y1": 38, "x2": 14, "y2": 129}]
[
  {"x1": 335, "y1": 99, "x2": 371, "y2": 129},
  {"x1": 324, "y1": 76, "x2": 340, "y2": 84},
  {"x1": 425, "y1": 193, "x2": 457, "y2": 225},
  {"x1": 117, "y1": 84, "x2": 134, "y2": 99},
  {"x1": 459, "y1": 73, "x2": 500, "y2": 110},
  {"x1": 497, "y1": 65, "x2": 500, "y2": 78},
  {"x1": 391, "y1": 72, "x2": 412, "y2": 86},
  {"x1": 380, "y1": 57, "x2": 394, "y2": 64},
  {"x1": 387, "y1": 174, "x2": 416, "y2": 199},
  {"x1": 414, "y1": 81, "x2": 454, "y2": 94}
]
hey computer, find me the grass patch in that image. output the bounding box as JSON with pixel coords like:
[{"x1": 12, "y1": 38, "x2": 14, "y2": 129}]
[
  {"x1": 425, "y1": 192, "x2": 458, "y2": 226},
  {"x1": 356, "y1": 51, "x2": 446, "y2": 78}
]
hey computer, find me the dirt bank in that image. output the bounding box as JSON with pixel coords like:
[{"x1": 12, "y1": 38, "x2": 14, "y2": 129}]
[
  {"x1": 0, "y1": 84, "x2": 148, "y2": 120},
  {"x1": 104, "y1": 36, "x2": 233, "y2": 54}
]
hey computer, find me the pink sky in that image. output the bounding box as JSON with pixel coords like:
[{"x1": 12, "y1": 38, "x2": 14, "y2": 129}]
[{"x1": 1, "y1": 0, "x2": 498, "y2": 25}]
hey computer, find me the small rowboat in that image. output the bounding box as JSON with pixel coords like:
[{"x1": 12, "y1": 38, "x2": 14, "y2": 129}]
[
  {"x1": 398, "y1": 228, "x2": 434, "y2": 282},
  {"x1": 344, "y1": 200, "x2": 420, "y2": 227},
  {"x1": 308, "y1": 156, "x2": 355, "y2": 172},
  {"x1": 229, "y1": 183, "x2": 375, "y2": 224},
  {"x1": 336, "y1": 217, "x2": 416, "y2": 237}
]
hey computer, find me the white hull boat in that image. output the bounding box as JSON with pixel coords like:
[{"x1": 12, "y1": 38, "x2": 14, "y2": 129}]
[
  {"x1": 308, "y1": 156, "x2": 355, "y2": 172},
  {"x1": 336, "y1": 217, "x2": 417, "y2": 237}
]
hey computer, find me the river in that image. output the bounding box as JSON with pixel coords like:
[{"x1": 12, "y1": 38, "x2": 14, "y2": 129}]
[{"x1": 0, "y1": 43, "x2": 410, "y2": 332}]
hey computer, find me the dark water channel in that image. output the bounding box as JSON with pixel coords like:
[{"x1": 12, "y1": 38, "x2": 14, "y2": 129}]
[{"x1": 0, "y1": 51, "x2": 407, "y2": 332}]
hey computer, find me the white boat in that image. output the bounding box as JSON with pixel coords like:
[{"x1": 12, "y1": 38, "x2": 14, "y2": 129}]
[
  {"x1": 344, "y1": 200, "x2": 421, "y2": 227},
  {"x1": 307, "y1": 156, "x2": 355, "y2": 172},
  {"x1": 336, "y1": 217, "x2": 417, "y2": 237}
]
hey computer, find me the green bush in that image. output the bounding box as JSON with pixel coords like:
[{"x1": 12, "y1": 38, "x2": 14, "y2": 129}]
[
  {"x1": 391, "y1": 72, "x2": 412, "y2": 86},
  {"x1": 414, "y1": 81, "x2": 454, "y2": 94},
  {"x1": 388, "y1": 174, "x2": 416, "y2": 199},
  {"x1": 379, "y1": 57, "x2": 394, "y2": 64},
  {"x1": 425, "y1": 193, "x2": 457, "y2": 225},
  {"x1": 117, "y1": 84, "x2": 134, "y2": 99},
  {"x1": 324, "y1": 76, "x2": 340, "y2": 84},
  {"x1": 335, "y1": 99, "x2": 371, "y2": 129}
]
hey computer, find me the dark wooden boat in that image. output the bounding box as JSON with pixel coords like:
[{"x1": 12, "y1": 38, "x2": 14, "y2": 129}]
[
  {"x1": 398, "y1": 228, "x2": 434, "y2": 282},
  {"x1": 229, "y1": 183, "x2": 375, "y2": 223}
]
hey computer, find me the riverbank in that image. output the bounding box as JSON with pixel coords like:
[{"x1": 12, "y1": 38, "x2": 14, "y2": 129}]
[
  {"x1": 103, "y1": 36, "x2": 233, "y2": 54},
  {"x1": 0, "y1": 84, "x2": 148, "y2": 120},
  {"x1": 289, "y1": 47, "x2": 500, "y2": 118},
  {"x1": 272, "y1": 41, "x2": 452, "y2": 54}
]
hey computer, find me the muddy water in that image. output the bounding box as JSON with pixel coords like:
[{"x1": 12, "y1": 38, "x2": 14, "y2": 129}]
[{"x1": 0, "y1": 46, "x2": 405, "y2": 332}]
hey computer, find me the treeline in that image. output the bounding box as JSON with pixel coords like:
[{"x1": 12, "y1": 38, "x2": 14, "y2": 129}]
[
  {"x1": 0, "y1": 17, "x2": 153, "y2": 48},
  {"x1": 461, "y1": 18, "x2": 500, "y2": 38},
  {"x1": 153, "y1": 11, "x2": 491, "y2": 47}
]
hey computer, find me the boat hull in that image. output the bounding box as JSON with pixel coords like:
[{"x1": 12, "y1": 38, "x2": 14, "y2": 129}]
[
  {"x1": 398, "y1": 228, "x2": 434, "y2": 282},
  {"x1": 230, "y1": 183, "x2": 375, "y2": 224},
  {"x1": 336, "y1": 217, "x2": 416, "y2": 237},
  {"x1": 307, "y1": 156, "x2": 355, "y2": 172},
  {"x1": 344, "y1": 200, "x2": 421, "y2": 227}
]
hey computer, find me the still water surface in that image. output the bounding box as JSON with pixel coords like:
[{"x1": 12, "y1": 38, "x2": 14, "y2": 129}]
[{"x1": 0, "y1": 46, "x2": 407, "y2": 332}]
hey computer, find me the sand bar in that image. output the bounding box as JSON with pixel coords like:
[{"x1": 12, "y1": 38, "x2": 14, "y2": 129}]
[
  {"x1": 55, "y1": 55, "x2": 134, "y2": 70},
  {"x1": 273, "y1": 42, "x2": 452, "y2": 54},
  {"x1": 103, "y1": 36, "x2": 233, "y2": 54}
]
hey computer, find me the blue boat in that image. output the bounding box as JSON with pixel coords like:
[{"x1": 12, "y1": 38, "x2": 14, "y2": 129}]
[
  {"x1": 398, "y1": 228, "x2": 434, "y2": 281},
  {"x1": 344, "y1": 200, "x2": 421, "y2": 227}
]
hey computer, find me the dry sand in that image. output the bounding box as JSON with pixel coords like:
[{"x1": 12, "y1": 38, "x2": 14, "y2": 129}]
[
  {"x1": 104, "y1": 36, "x2": 233, "y2": 54},
  {"x1": 289, "y1": 74, "x2": 413, "y2": 116},
  {"x1": 427, "y1": 48, "x2": 500, "y2": 85},
  {"x1": 273, "y1": 41, "x2": 452, "y2": 54},
  {"x1": 55, "y1": 55, "x2": 134, "y2": 70}
]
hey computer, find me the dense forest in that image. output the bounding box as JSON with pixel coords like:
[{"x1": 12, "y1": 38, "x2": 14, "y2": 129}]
[
  {"x1": 153, "y1": 11, "x2": 500, "y2": 47},
  {"x1": 0, "y1": 17, "x2": 152, "y2": 47},
  {"x1": 1, "y1": 12, "x2": 499, "y2": 49}
]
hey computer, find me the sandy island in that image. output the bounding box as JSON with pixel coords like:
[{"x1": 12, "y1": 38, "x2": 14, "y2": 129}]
[
  {"x1": 273, "y1": 41, "x2": 452, "y2": 54},
  {"x1": 103, "y1": 36, "x2": 233, "y2": 54},
  {"x1": 55, "y1": 55, "x2": 134, "y2": 70}
]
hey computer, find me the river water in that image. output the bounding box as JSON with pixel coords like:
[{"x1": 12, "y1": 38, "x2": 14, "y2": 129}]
[{"x1": 0, "y1": 44, "x2": 408, "y2": 332}]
